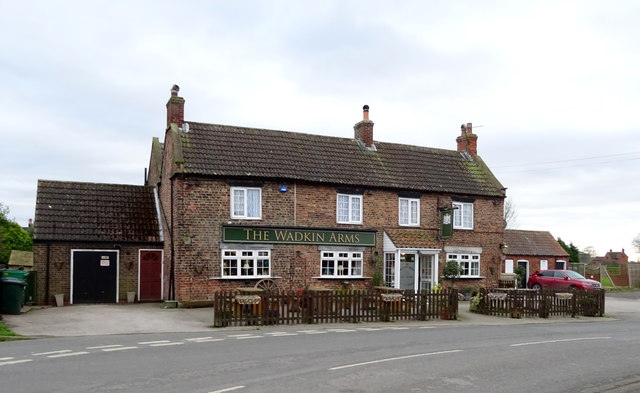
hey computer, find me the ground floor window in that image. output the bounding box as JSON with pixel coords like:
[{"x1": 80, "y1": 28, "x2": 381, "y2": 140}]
[
  {"x1": 321, "y1": 251, "x2": 363, "y2": 277},
  {"x1": 384, "y1": 252, "x2": 396, "y2": 287},
  {"x1": 222, "y1": 249, "x2": 270, "y2": 278},
  {"x1": 447, "y1": 253, "x2": 480, "y2": 277}
]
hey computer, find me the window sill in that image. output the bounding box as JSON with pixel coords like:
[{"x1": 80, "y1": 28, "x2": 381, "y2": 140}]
[
  {"x1": 210, "y1": 276, "x2": 282, "y2": 280},
  {"x1": 313, "y1": 276, "x2": 369, "y2": 280}
]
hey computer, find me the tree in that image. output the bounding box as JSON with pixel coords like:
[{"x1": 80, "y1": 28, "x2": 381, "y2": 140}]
[
  {"x1": 0, "y1": 202, "x2": 33, "y2": 265},
  {"x1": 557, "y1": 237, "x2": 580, "y2": 263},
  {"x1": 633, "y1": 234, "x2": 640, "y2": 255},
  {"x1": 582, "y1": 246, "x2": 597, "y2": 257},
  {"x1": 503, "y1": 196, "x2": 519, "y2": 229}
]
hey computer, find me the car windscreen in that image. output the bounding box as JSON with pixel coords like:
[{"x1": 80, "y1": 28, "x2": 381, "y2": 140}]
[{"x1": 565, "y1": 270, "x2": 586, "y2": 280}]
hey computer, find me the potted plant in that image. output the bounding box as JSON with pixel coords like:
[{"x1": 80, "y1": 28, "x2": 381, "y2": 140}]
[
  {"x1": 442, "y1": 260, "x2": 462, "y2": 288},
  {"x1": 513, "y1": 265, "x2": 526, "y2": 288}
]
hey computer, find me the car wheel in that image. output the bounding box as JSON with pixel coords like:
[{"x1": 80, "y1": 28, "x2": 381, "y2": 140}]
[
  {"x1": 531, "y1": 283, "x2": 542, "y2": 290},
  {"x1": 569, "y1": 285, "x2": 580, "y2": 292}
]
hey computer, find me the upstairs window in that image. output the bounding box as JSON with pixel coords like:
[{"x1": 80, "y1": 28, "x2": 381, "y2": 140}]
[
  {"x1": 399, "y1": 198, "x2": 420, "y2": 226},
  {"x1": 231, "y1": 187, "x2": 261, "y2": 219},
  {"x1": 337, "y1": 194, "x2": 362, "y2": 224},
  {"x1": 453, "y1": 201, "x2": 473, "y2": 229}
]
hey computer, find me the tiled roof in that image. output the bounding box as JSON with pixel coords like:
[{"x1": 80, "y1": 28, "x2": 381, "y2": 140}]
[
  {"x1": 178, "y1": 122, "x2": 505, "y2": 197},
  {"x1": 504, "y1": 230, "x2": 568, "y2": 257},
  {"x1": 385, "y1": 229, "x2": 439, "y2": 249},
  {"x1": 34, "y1": 180, "x2": 162, "y2": 243}
]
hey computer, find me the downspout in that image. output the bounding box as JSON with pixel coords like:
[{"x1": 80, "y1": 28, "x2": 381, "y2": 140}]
[
  {"x1": 169, "y1": 179, "x2": 175, "y2": 301},
  {"x1": 45, "y1": 242, "x2": 51, "y2": 305}
]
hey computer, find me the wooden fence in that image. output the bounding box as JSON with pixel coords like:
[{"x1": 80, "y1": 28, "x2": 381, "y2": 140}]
[
  {"x1": 474, "y1": 288, "x2": 605, "y2": 318},
  {"x1": 212, "y1": 289, "x2": 458, "y2": 327}
]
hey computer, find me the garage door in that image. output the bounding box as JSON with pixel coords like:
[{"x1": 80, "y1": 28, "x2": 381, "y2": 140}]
[{"x1": 72, "y1": 250, "x2": 118, "y2": 304}]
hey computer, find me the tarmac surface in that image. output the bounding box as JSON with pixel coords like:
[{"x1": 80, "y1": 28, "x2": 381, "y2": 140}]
[{"x1": 2, "y1": 292, "x2": 639, "y2": 338}]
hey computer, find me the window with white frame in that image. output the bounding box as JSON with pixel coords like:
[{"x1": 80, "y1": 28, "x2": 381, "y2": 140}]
[
  {"x1": 320, "y1": 251, "x2": 363, "y2": 277},
  {"x1": 222, "y1": 249, "x2": 270, "y2": 278},
  {"x1": 453, "y1": 201, "x2": 473, "y2": 229},
  {"x1": 384, "y1": 252, "x2": 396, "y2": 287},
  {"x1": 337, "y1": 194, "x2": 362, "y2": 224},
  {"x1": 399, "y1": 198, "x2": 420, "y2": 226},
  {"x1": 447, "y1": 253, "x2": 480, "y2": 277},
  {"x1": 231, "y1": 187, "x2": 261, "y2": 219}
]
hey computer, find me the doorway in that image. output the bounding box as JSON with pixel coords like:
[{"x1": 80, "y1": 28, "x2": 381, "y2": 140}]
[
  {"x1": 398, "y1": 252, "x2": 436, "y2": 292},
  {"x1": 71, "y1": 250, "x2": 118, "y2": 304},
  {"x1": 139, "y1": 250, "x2": 163, "y2": 301},
  {"x1": 517, "y1": 260, "x2": 529, "y2": 289},
  {"x1": 399, "y1": 253, "x2": 416, "y2": 291}
]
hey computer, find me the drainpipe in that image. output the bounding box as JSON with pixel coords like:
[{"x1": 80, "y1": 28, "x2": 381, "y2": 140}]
[
  {"x1": 169, "y1": 180, "x2": 175, "y2": 301},
  {"x1": 45, "y1": 242, "x2": 51, "y2": 305}
]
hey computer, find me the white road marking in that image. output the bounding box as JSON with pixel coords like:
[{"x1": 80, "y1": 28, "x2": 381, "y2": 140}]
[
  {"x1": 185, "y1": 337, "x2": 214, "y2": 341},
  {"x1": 102, "y1": 346, "x2": 138, "y2": 352},
  {"x1": 358, "y1": 327, "x2": 385, "y2": 331},
  {"x1": 33, "y1": 350, "x2": 72, "y2": 356},
  {"x1": 389, "y1": 327, "x2": 410, "y2": 330},
  {"x1": 0, "y1": 357, "x2": 13, "y2": 361},
  {"x1": 208, "y1": 386, "x2": 245, "y2": 393},
  {"x1": 298, "y1": 330, "x2": 327, "y2": 334},
  {"x1": 227, "y1": 334, "x2": 254, "y2": 337},
  {"x1": 329, "y1": 349, "x2": 463, "y2": 370},
  {"x1": 419, "y1": 326, "x2": 436, "y2": 329},
  {"x1": 0, "y1": 359, "x2": 32, "y2": 366},
  {"x1": 192, "y1": 338, "x2": 224, "y2": 343},
  {"x1": 86, "y1": 345, "x2": 123, "y2": 349},
  {"x1": 48, "y1": 351, "x2": 90, "y2": 358},
  {"x1": 139, "y1": 340, "x2": 170, "y2": 345},
  {"x1": 510, "y1": 337, "x2": 612, "y2": 347},
  {"x1": 327, "y1": 329, "x2": 357, "y2": 333},
  {"x1": 266, "y1": 333, "x2": 298, "y2": 336},
  {"x1": 149, "y1": 342, "x2": 184, "y2": 347},
  {"x1": 236, "y1": 335, "x2": 262, "y2": 340}
]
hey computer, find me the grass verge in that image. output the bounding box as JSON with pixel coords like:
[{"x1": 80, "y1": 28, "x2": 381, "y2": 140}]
[{"x1": 0, "y1": 319, "x2": 27, "y2": 341}]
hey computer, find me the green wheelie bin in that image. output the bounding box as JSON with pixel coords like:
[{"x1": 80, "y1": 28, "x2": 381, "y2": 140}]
[{"x1": 0, "y1": 277, "x2": 26, "y2": 315}]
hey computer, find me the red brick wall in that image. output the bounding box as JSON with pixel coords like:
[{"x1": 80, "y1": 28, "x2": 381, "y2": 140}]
[
  {"x1": 32, "y1": 242, "x2": 162, "y2": 305},
  {"x1": 161, "y1": 174, "x2": 505, "y2": 301}
]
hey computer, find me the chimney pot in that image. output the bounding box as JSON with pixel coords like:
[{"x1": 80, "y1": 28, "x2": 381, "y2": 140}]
[
  {"x1": 456, "y1": 121, "x2": 478, "y2": 156},
  {"x1": 166, "y1": 85, "x2": 185, "y2": 128},
  {"x1": 354, "y1": 105, "x2": 374, "y2": 148}
]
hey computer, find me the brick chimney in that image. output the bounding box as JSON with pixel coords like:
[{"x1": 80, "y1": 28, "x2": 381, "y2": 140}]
[
  {"x1": 354, "y1": 105, "x2": 375, "y2": 149},
  {"x1": 166, "y1": 84, "x2": 185, "y2": 129},
  {"x1": 456, "y1": 122, "x2": 478, "y2": 156}
]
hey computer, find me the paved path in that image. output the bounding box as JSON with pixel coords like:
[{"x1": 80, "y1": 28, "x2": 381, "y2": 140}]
[{"x1": 4, "y1": 293, "x2": 637, "y2": 338}]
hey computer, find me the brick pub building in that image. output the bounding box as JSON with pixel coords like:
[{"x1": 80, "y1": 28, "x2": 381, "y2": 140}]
[{"x1": 150, "y1": 86, "x2": 507, "y2": 302}]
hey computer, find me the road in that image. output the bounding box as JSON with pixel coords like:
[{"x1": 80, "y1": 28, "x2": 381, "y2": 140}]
[{"x1": 2, "y1": 307, "x2": 640, "y2": 393}]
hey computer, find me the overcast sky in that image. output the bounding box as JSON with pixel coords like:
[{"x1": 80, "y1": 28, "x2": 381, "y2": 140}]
[{"x1": 1, "y1": 1, "x2": 639, "y2": 261}]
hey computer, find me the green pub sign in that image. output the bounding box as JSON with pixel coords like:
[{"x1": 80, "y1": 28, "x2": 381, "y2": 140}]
[
  {"x1": 223, "y1": 226, "x2": 376, "y2": 246},
  {"x1": 440, "y1": 209, "x2": 454, "y2": 238}
]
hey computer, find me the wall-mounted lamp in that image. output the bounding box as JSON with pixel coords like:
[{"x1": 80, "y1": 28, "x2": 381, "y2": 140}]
[{"x1": 499, "y1": 243, "x2": 508, "y2": 250}]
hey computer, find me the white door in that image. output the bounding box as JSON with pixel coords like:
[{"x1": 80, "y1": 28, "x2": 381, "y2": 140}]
[
  {"x1": 399, "y1": 253, "x2": 416, "y2": 291},
  {"x1": 419, "y1": 254, "x2": 435, "y2": 292}
]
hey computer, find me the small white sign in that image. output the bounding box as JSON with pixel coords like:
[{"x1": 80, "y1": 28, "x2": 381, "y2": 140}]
[{"x1": 100, "y1": 260, "x2": 110, "y2": 267}]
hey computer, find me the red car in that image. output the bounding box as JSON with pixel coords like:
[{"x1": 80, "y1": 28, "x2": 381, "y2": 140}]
[{"x1": 527, "y1": 269, "x2": 602, "y2": 291}]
